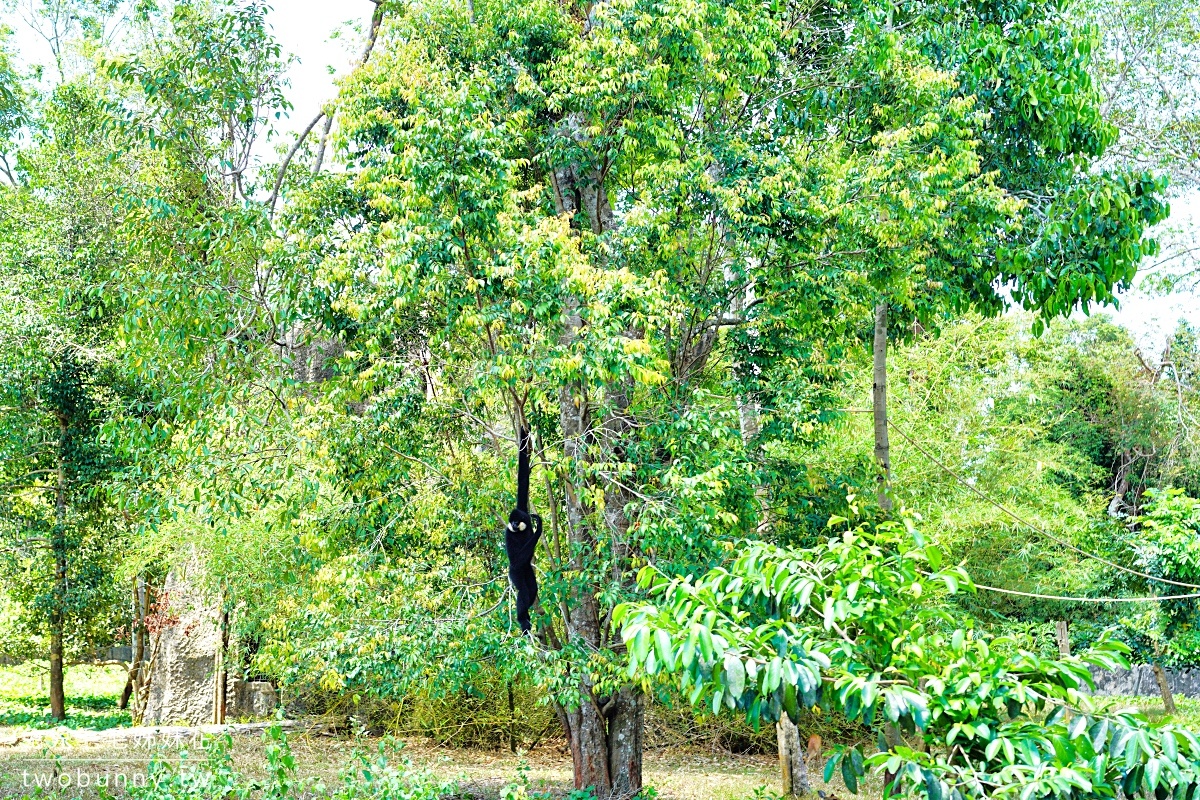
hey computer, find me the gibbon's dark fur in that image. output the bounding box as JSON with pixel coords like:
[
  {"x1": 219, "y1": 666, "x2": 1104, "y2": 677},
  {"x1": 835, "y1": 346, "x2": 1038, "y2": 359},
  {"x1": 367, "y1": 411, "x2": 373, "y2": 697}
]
[{"x1": 506, "y1": 426, "x2": 542, "y2": 632}]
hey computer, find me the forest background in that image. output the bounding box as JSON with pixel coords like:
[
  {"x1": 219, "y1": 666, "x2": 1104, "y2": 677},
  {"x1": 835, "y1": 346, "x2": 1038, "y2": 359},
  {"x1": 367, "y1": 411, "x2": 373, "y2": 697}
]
[{"x1": 2, "y1": 0, "x2": 1200, "y2": 798}]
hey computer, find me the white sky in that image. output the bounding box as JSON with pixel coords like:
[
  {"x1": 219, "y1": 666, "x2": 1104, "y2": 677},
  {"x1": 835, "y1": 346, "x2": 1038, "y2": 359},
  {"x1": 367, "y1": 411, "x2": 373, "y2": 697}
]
[
  {"x1": 268, "y1": 1, "x2": 374, "y2": 134},
  {"x1": 1103, "y1": 190, "x2": 1200, "y2": 352},
  {"x1": 3, "y1": 0, "x2": 1197, "y2": 351}
]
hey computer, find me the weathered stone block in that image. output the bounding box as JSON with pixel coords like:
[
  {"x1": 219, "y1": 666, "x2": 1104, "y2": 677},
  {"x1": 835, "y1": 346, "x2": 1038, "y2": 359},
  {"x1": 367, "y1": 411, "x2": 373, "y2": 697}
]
[
  {"x1": 227, "y1": 679, "x2": 278, "y2": 719},
  {"x1": 143, "y1": 563, "x2": 219, "y2": 726}
]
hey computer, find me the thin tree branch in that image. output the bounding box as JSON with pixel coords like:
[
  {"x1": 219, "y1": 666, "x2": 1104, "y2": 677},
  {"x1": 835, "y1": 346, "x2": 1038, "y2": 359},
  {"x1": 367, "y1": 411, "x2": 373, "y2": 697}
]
[
  {"x1": 268, "y1": 0, "x2": 388, "y2": 217},
  {"x1": 267, "y1": 110, "x2": 325, "y2": 218}
]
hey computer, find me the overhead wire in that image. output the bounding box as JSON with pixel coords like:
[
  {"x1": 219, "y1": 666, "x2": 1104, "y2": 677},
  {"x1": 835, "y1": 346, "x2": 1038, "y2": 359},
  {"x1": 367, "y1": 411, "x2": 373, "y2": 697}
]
[
  {"x1": 966, "y1": 582, "x2": 1200, "y2": 603},
  {"x1": 886, "y1": 418, "x2": 1200, "y2": 592},
  {"x1": 915, "y1": 569, "x2": 1200, "y2": 602}
]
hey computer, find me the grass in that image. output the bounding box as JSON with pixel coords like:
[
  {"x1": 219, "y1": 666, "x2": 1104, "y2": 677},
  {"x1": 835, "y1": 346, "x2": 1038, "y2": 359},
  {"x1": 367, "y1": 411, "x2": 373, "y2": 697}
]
[
  {"x1": 0, "y1": 663, "x2": 130, "y2": 732},
  {"x1": 0, "y1": 661, "x2": 791, "y2": 799},
  {"x1": 1099, "y1": 694, "x2": 1200, "y2": 729},
  {"x1": 0, "y1": 731, "x2": 785, "y2": 800}
]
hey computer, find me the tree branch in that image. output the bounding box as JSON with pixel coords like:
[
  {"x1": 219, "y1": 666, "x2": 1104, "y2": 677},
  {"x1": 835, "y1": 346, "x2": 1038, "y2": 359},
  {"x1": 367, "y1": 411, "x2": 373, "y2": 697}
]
[
  {"x1": 268, "y1": 0, "x2": 388, "y2": 218},
  {"x1": 267, "y1": 110, "x2": 325, "y2": 218}
]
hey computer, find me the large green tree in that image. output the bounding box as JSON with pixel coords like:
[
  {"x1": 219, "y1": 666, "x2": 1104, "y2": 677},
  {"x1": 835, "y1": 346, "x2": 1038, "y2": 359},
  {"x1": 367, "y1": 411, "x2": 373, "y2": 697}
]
[
  {"x1": 0, "y1": 82, "x2": 131, "y2": 720},
  {"x1": 259, "y1": 0, "x2": 1164, "y2": 794},
  {"x1": 92, "y1": 0, "x2": 1170, "y2": 795}
]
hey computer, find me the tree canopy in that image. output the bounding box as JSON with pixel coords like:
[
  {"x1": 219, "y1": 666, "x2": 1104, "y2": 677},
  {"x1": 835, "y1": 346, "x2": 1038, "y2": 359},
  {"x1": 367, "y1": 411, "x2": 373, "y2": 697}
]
[{"x1": 0, "y1": 0, "x2": 1197, "y2": 797}]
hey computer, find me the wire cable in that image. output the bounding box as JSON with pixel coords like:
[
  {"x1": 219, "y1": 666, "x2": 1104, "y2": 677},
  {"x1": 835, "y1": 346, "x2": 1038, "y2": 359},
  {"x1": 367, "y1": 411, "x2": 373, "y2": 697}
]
[
  {"x1": 915, "y1": 570, "x2": 1200, "y2": 603},
  {"x1": 888, "y1": 419, "x2": 1200, "y2": 591},
  {"x1": 969, "y1": 582, "x2": 1200, "y2": 603}
]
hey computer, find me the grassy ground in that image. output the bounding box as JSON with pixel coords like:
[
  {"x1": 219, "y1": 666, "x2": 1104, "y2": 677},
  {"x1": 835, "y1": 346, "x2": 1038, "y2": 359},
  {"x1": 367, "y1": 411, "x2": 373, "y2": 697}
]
[
  {"x1": 0, "y1": 663, "x2": 798, "y2": 799},
  {"x1": 0, "y1": 663, "x2": 130, "y2": 732},
  {"x1": 1097, "y1": 693, "x2": 1200, "y2": 728},
  {"x1": 0, "y1": 733, "x2": 787, "y2": 800},
  {"x1": 21, "y1": 665, "x2": 1200, "y2": 799}
]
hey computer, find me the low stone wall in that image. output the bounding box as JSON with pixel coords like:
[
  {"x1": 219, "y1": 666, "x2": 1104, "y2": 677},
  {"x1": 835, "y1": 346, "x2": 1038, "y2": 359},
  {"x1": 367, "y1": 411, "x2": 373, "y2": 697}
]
[
  {"x1": 228, "y1": 680, "x2": 278, "y2": 719},
  {"x1": 1091, "y1": 665, "x2": 1200, "y2": 698},
  {"x1": 100, "y1": 645, "x2": 134, "y2": 662}
]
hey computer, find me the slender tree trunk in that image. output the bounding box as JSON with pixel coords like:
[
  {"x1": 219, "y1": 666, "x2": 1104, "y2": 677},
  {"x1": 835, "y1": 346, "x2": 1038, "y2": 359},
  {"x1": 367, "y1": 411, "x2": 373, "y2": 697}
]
[
  {"x1": 119, "y1": 577, "x2": 143, "y2": 711},
  {"x1": 1108, "y1": 455, "x2": 1132, "y2": 517},
  {"x1": 137, "y1": 580, "x2": 147, "y2": 701},
  {"x1": 133, "y1": 628, "x2": 161, "y2": 726},
  {"x1": 872, "y1": 302, "x2": 901, "y2": 796},
  {"x1": 49, "y1": 601, "x2": 66, "y2": 721},
  {"x1": 732, "y1": 269, "x2": 771, "y2": 536},
  {"x1": 119, "y1": 672, "x2": 133, "y2": 710},
  {"x1": 508, "y1": 680, "x2": 518, "y2": 754},
  {"x1": 213, "y1": 604, "x2": 229, "y2": 724},
  {"x1": 1153, "y1": 664, "x2": 1177, "y2": 715},
  {"x1": 881, "y1": 723, "x2": 903, "y2": 798},
  {"x1": 872, "y1": 302, "x2": 892, "y2": 512},
  {"x1": 1055, "y1": 622, "x2": 1071, "y2": 658},
  {"x1": 49, "y1": 415, "x2": 69, "y2": 722}
]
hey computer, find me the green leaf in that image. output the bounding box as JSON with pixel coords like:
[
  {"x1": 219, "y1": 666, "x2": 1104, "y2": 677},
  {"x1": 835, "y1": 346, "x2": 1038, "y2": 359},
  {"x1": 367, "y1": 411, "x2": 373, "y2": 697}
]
[
  {"x1": 925, "y1": 546, "x2": 942, "y2": 570},
  {"x1": 654, "y1": 629, "x2": 674, "y2": 669},
  {"x1": 1162, "y1": 732, "x2": 1178, "y2": 762},
  {"x1": 724, "y1": 654, "x2": 746, "y2": 698},
  {"x1": 824, "y1": 754, "x2": 839, "y2": 783},
  {"x1": 841, "y1": 755, "x2": 859, "y2": 794},
  {"x1": 1146, "y1": 757, "x2": 1161, "y2": 789}
]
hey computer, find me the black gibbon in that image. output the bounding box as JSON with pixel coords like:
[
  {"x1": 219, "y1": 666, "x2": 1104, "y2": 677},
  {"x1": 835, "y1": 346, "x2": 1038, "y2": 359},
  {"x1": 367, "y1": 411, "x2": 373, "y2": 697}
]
[{"x1": 505, "y1": 425, "x2": 542, "y2": 632}]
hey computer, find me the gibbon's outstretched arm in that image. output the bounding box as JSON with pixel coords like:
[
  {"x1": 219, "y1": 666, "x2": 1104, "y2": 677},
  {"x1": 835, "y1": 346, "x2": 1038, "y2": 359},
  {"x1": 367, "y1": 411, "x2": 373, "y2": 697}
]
[{"x1": 505, "y1": 425, "x2": 542, "y2": 632}]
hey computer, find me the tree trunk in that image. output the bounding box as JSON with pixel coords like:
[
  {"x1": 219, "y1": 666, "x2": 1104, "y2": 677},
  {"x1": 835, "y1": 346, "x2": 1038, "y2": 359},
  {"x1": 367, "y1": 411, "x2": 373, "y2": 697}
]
[
  {"x1": 1153, "y1": 664, "x2": 1177, "y2": 715},
  {"x1": 119, "y1": 577, "x2": 141, "y2": 711},
  {"x1": 1055, "y1": 621, "x2": 1070, "y2": 658},
  {"x1": 49, "y1": 610, "x2": 65, "y2": 721},
  {"x1": 548, "y1": 148, "x2": 646, "y2": 795},
  {"x1": 872, "y1": 302, "x2": 892, "y2": 512},
  {"x1": 213, "y1": 605, "x2": 229, "y2": 724},
  {"x1": 558, "y1": 687, "x2": 644, "y2": 799},
  {"x1": 133, "y1": 628, "x2": 161, "y2": 726},
  {"x1": 606, "y1": 686, "x2": 644, "y2": 798},
  {"x1": 872, "y1": 302, "x2": 900, "y2": 797},
  {"x1": 733, "y1": 272, "x2": 771, "y2": 536},
  {"x1": 777, "y1": 716, "x2": 811, "y2": 796},
  {"x1": 556, "y1": 364, "x2": 644, "y2": 796},
  {"x1": 1108, "y1": 456, "x2": 1132, "y2": 517},
  {"x1": 508, "y1": 680, "x2": 518, "y2": 754},
  {"x1": 881, "y1": 721, "x2": 903, "y2": 798},
  {"x1": 49, "y1": 414, "x2": 69, "y2": 722},
  {"x1": 119, "y1": 672, "x2": 133, "y2": 710}
]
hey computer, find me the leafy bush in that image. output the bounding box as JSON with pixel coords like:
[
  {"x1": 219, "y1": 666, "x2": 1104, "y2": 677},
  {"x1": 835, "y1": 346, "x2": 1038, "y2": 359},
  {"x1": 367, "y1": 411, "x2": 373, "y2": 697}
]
[{"x1": 619, "y1": 512, "x2": 1200, "y2": 799}]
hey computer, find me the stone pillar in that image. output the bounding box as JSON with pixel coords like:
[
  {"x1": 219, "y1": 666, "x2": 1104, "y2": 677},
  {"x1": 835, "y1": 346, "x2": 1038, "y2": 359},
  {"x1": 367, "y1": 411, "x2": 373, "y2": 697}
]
[{"x1": 142, "y1": 560, "x2": 221, "y2": 726}]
